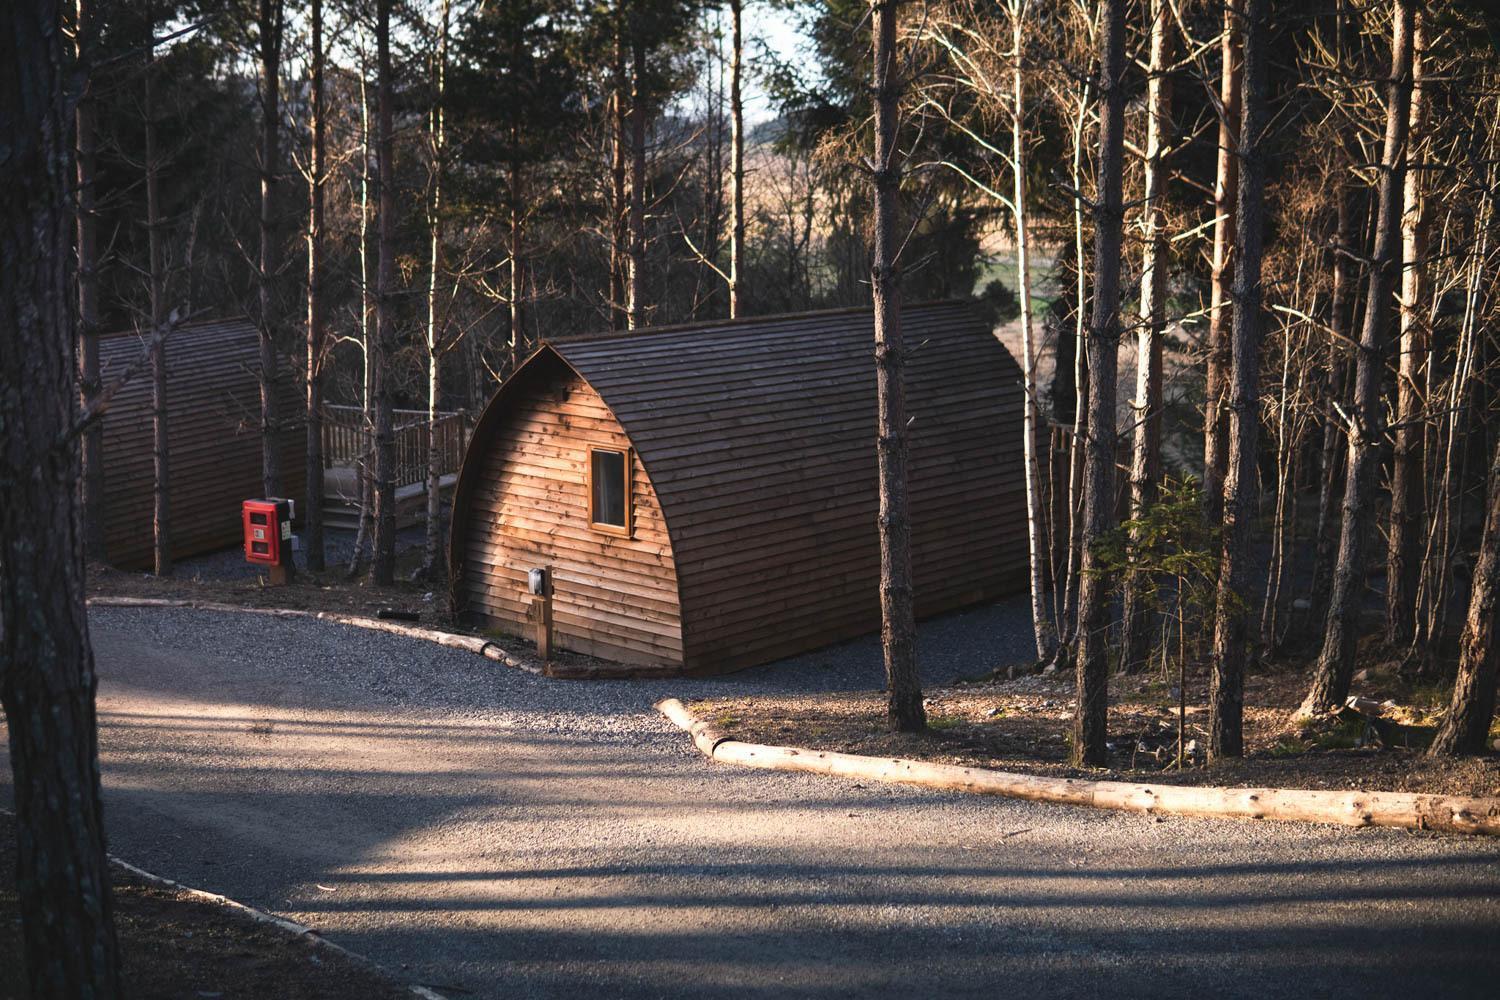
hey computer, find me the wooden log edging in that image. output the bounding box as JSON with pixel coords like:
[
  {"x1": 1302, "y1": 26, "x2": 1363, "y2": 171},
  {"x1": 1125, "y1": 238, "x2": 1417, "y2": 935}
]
[
  {"x1": 654, "y1": 698, "x2": 1500, "y2": 837},
  {"x1": 86, "y1": 595, "x2": 542, "y2": 674}
]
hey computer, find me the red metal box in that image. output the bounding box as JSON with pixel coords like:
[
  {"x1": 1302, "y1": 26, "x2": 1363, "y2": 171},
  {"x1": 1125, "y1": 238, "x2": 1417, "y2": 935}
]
[{"x1": 242, "y1": 499, "x2": 285, "y2": 565}]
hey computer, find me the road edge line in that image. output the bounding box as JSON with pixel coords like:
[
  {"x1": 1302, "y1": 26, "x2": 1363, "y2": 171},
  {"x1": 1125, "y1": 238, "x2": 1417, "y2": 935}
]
[{"x1": 86, "y1": 595, "x2": 542, "y2": 675}]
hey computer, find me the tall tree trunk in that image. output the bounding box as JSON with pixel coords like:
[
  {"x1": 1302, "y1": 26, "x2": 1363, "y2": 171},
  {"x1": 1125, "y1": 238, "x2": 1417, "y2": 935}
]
[
  {"x1": 1059, "y1": 89, "x2": 1091, "y2": 655},
  {"x1": 75, "y1": 0, "x2": 106, "y2": 561},
  {"x1": 370, "y1": 0, "x2": 397, "y2": 585},
  {"x1": 509, "y1": 104, "x2": 525, "y2": 355},
  {"x1": 1202, "y1": 1, "x2": 1241, "y2": 527},
  {"x1": 257, "y1": 0, "x2": 284, "y2": 499},
  {"x1": 1, "y1": 3, "x2": 122, "y2": 994},
  {"x1": 1071, "y1": 0, "x2": 1127, "y2": 766},
  {"x1": 146, "y1": 28, "x2": 172, "y2": 577},
  {"x1": 1303, "y1": 0, "x2": 1415, "y2": 716},
  {"x1": 421, "y1": 0, "x2": 450, "y2": 582},
  {"x1": 348, "y1": 61, "x2": 374, "y2": 576},
  {"x1": 1429, "y1": 439, "x2": 1500, "y2": 756},
  {"x1": 1386, "y1": 14, "x2": 1428, "y2": 647},
  {"x1": 304, "y1": 0, "x2": 326, "y2": 572},
  {"x1": 609, "y1": 30, "x2": 627, "y2": 330},
  {"x1": 1119, "y1": 0, "x2": 1173, "y2": 673},
  {"x1": 627, "y1": 37, "x2": 647, "y2": 329},
  {"x1": 1208, "y1": 0, "x2": 1270, "y2": 760},
  {"x1": 1310, "y1": 185, "x2": 1358, "y2": 626},
  {"x1": 870, "y1": 0, "x2": 924, "y2": 733},
  {"x1": 1420, "y1": 152, "x2": 1493, "y2": 648},
  {"x1": 510, "y1": 188, "x2": 524, "y2": 353},
  {"x1": 729, "y1": 0, "x2": 744, "y2": 317},
  {"x1": 1008, "y1": 0, "x2": 1056, "y2": 664}
]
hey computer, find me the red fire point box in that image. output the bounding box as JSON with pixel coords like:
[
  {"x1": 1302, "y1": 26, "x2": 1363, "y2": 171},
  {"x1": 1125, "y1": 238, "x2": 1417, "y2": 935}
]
[{"x1": 242, "y1": 498, "x2": 294, "y2": 569}]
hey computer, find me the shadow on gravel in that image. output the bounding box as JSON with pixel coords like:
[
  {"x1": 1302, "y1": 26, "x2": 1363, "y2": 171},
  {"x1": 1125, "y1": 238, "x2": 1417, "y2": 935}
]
[
  {"x1": 319, "y1": 894, "x2": 1500, "y2": 1000},
  {"x1": 44, "y1": 603, "x2": 1500, "y2": 1000}
]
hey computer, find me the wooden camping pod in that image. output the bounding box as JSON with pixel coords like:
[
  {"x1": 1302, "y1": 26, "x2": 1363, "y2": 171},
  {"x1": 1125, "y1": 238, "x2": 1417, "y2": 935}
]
[
  {"x1": 448, "y1": 301, "x2": 1028, "y2": 673},
  {"x1": 98, "y1": 318, "x2": 306, "y2": 569}
]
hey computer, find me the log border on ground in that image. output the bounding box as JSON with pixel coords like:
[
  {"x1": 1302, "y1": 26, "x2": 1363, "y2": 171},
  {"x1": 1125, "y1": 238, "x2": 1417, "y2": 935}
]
[{"x1": 655, "y1": 699, "x2": 1500, "y2": 837}]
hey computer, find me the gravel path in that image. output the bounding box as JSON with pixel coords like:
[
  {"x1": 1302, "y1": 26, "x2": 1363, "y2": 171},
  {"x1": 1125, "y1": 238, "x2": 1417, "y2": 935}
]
[{"x1": 3, "y1": 605, "x2": 1498, "y2": 999}]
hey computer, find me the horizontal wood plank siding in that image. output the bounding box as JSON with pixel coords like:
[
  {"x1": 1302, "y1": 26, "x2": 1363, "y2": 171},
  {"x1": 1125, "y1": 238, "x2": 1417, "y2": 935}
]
[
  {"x1": 450, "y1": 354, "x2": 683, "y2": 668},
  {"x1": 98, "y1": 319, "x2": 306, "y2": 570}
]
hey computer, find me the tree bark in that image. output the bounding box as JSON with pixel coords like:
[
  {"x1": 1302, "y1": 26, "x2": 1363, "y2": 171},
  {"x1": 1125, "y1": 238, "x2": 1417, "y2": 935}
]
[
  {"x1": 257, "y1": 0, "x2": 284, "y2": 499},
  {"x1": 421, "y1": 0, "x2": 451, "y2": 582},
  {"x1": 1303, "y1": 0, "x2": 1415, "y2": 716},
  {"x1": 1202, "y1": 1, "x2": 1241, "y2": 528},
  {"x1": 1310, "y1": 185, "x2": 1357, "y2": 627},
  {"x1": 1208, "y1": 0, "x2": 1270, "y2": 760},
  {"x1": 1009, "y1": 0, "x2": 1056, "y2": 664},
  {"x1": 1071, "y1": 0, "x2": 1127, "y2": 766},
  {"x1": 348, "y1": 61, "x2": 374, "y2": 577},
  {"x1": 609, "y1": 29, "x2": 627, "y2": 330},
  {"x1": 729, "y1": 0, "x2": 744, "y2": 317},
  {"x1": 370, "y1": 0, "x2": 397, "y2": 585},
  {"x1": 1119, "y1": 0, "x2": 1173, "y2": 674},
  {"x1": 146, "y1": 26, "x2": 172, "y2": 577},
  {"x1": 627, "y1": 36, "x2": 647, "y2": 330},
  {"x1": 1, "y1": 3, "x2": 122, "y2": 992},
  {"x1": 304, "y1": 0, "x2": 326, "y2": 572},
  {"x1": 1429, "y1": 439, "x2": 1500, "y2": 756},
  {"x1": 1385, "y1": 14, "x2": 1427, "y2": 647},
  {"x1": 75, "y1": 0, "x2": 106, "y2": 562},
  {"x1": 869, "y1": 0, "x2": 924, "y2": 733},
  {"x1": 509, "y1": 28, "x2": 525, "y2": 356},
  {"x1": 1058, "y1": 87, "x2": 1091, "y2": 656}
]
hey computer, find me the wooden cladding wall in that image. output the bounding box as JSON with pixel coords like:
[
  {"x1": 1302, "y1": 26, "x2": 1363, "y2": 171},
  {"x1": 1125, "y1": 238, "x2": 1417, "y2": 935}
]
[
  {"x1": 450, "y1": 301, "x2": 1026, "y2": 674},
  {"x1": 98, "y1": 319, "x2": 306, "y2": 569},
  {"x1": 558, "y1": 302, "x2": 1027, "y2": 672},
  {"x1": 452, "y1": 353, "x2": 683, "y2": 667}
]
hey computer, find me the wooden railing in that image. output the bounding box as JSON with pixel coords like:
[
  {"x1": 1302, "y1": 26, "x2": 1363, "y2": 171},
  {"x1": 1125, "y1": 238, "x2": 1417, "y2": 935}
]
[{"x1": 322, "y1": 405, "x2": 470, "y2": 490}]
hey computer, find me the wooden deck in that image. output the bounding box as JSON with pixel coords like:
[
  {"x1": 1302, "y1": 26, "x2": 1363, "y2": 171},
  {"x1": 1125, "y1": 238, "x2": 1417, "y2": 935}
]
[
  {"x1": 319, "y1": 406, "x2": 468, "y2": 531},
  {"x1": 321, "y1": 465, "x2": 458, "y2": 531}
]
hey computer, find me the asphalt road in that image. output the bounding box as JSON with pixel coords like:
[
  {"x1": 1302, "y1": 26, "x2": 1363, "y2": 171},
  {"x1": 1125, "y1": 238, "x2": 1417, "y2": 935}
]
[{"x1": 4, "y1": 606, "x2": 1499, "y2": 999}]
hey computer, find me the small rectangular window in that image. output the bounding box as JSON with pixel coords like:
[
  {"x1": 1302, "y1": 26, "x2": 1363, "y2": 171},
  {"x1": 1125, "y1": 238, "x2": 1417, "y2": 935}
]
[{"x1": 588, "y1": 447, "x2": 631, "y2": 535}]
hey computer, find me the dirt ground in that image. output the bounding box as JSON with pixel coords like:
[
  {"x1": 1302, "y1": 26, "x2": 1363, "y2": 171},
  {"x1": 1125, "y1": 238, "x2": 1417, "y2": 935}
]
[
  {"x1": 0, "y1": 812, "x2": 409, "y2": 1000},
  {"x1": 690, "y1": 660, "x2": 1500, "y2": 799},
  {"x1": 87, "y1": 556, "x2": 448, "y2": 622}
]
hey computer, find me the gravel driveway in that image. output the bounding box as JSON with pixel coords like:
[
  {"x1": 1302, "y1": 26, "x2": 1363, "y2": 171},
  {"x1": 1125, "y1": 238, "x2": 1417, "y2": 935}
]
[{"x1": 3, "y1": 604, "x2": 1499, "y2": 999}]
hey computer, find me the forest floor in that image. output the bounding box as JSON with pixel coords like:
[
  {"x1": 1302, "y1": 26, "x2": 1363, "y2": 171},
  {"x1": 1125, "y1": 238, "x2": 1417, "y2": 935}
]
[
  {"x1": 0, "y1": 811, "x2": 409, "y2": 1000},
  {"x1": 689, "y1": 652, "x2": 1500, "y2": 799},
  {"x1": 86, "y1": 526, "x2": 451, "y2": 622}
]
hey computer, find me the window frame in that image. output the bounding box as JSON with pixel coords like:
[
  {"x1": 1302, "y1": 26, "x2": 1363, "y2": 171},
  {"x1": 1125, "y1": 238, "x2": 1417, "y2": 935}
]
[{"x1": 586, "y1": 445, "x2": 633, "y2": 537}]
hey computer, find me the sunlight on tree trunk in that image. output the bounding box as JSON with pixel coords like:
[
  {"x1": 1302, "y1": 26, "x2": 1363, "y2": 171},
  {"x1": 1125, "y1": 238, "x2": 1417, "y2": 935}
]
[
  {"x1": 304, "y1": 0, "x2": 326, "y2": 573},
  {"x1": 1386, "y1": 14, "x2": 1428, "y2": 649},
  {"x1": 257, "y1": 0, "x2": 284, "y2": 500},
  {"x1": 870, "y1": 0, "x2": 924, "y2": 733},
  {"x1": 1209, "y1": 0, "x2": 1270, "y2": 760},
  {"x1": 1202, "y1": 1, "x2": 1241, "y2": 530},
  {"x1": 371, "y1": 0, "x2": 398, "y2": 585},
  {"x1": 1072, "y1": 0, "x2": 1127, "y2": 767},
  {"x1": 1120, "y1": 0, "x2": 1173, "y2": 674},
  {"x1": 1008, "y1": 0, "x2": 1057, "y2": 665},
  {"x1": 1303, "y1": 0, "x2": 1415, "y2": 717},
  {"x1": 1429, "y1": 438, "x2": 1500, "y2": 756}
]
